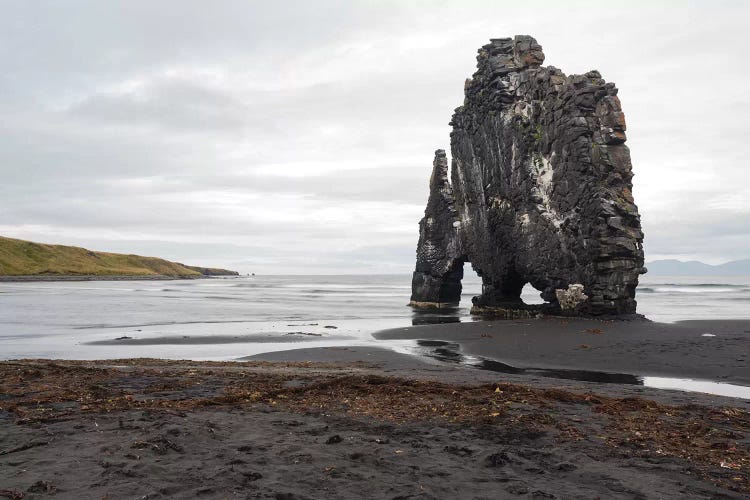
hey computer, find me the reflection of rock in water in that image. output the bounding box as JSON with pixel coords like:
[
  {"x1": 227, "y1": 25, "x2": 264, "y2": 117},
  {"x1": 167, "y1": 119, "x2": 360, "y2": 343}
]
[
  {"x1": 415, "y1": 340, "x2": 464, "y2": 363},
  {"x1": 413, "y1": 339, "x2": 642, "y2": 385},
  {"x1": 411, "y1": 313, "x2": 461, "y2": 326},
  {"x1": 410, "y1": 35, "x2": 645, "y2": 317}
]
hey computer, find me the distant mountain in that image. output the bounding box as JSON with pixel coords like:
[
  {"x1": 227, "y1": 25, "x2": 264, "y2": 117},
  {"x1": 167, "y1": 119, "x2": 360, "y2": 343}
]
[
  {"x1": 646, "y1": 259, "x2": 750, "y2": 276},
  {"x1": 0, "y1": 236, "x2": 238, "y2": 278}
]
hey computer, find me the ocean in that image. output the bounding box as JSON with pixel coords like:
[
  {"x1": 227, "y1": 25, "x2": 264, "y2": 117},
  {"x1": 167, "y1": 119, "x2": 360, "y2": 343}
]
[
  {"x1": 1, "y1": 274, "x2": 749, "y2": 360},
  {"x1": 0, "y1": 275, "x2": 750, "y2": 360}
]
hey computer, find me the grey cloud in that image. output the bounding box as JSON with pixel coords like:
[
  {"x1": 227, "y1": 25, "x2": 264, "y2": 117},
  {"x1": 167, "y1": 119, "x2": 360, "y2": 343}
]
[
  {"x1": 176, "y1": 167, "x2": 433, "y2": 204},
  {"x1": 67, "y1": 78, "x2": 252, "y2": 132},
  {"x1": 1, "y1": 0, "x2": 749, "y2": 273}
]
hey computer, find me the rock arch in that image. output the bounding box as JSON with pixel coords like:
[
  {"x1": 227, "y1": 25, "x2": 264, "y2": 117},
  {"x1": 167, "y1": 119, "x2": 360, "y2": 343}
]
[{"x1": 409, "y1": 36, "x2": 646, "y2": 317}]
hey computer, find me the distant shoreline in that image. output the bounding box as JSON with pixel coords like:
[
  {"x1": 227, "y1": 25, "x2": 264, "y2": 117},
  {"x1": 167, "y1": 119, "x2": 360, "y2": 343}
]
[
  {"x1": 0, "y1": 274, "x2": 240, "y2": 282},
  {"x1": 0, "y1": 235, "x2": 240, "y2": 278}
]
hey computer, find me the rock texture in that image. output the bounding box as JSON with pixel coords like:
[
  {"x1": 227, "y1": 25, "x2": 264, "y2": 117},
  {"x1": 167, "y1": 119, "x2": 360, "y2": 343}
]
[
  {"x1": 410, "y1": 150, "x2": 465, "y2": 308},
  {"x1": 410, "y1": 36, "x2": 645, "y2": 316}
]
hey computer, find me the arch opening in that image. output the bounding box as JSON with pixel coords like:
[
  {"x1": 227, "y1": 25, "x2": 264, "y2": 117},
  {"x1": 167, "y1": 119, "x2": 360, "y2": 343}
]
[{"x1": 521, "y1": 283, "x2": 546, "y2": 305}]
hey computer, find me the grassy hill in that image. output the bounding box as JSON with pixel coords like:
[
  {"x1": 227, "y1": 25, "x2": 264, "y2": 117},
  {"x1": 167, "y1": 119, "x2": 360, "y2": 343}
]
[{"x1": 0, "y1": 236, "x2": 238, "y2": 277}]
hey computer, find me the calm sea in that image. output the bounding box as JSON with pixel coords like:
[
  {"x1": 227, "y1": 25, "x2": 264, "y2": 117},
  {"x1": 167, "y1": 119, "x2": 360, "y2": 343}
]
[{"x1": 1, "y1": 274, "x2": 748, "y2": 360}]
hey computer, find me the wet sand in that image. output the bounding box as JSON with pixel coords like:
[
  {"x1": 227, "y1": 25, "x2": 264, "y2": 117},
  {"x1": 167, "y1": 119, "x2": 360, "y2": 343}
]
[
  {"x1": 2, "y1": 319, "x2": 749, "y2": 498},
  {"x1": 375, "y1": 318, "x2": 750, "y2": 386},
  {"x1": 86, "y1": 333, "x2": 344, "y2": 345},
  {"x1": 1, "y1": 354, "x2": 749, "y2": 499},
  {"x1": 250, "y1": 346, "x2": 750, "y2": 407}
]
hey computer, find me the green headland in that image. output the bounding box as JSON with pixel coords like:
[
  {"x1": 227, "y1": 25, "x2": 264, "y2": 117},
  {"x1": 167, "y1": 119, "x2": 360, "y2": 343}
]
[{"x1": 0, "y1": 235, "x2": 238, "y2": 279}]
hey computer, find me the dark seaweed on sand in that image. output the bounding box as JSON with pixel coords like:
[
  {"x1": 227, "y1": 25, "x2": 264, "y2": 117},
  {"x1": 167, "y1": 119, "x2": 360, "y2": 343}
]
[{"x1": 0, "y1": 359, "x2": 748, "y2": 495}]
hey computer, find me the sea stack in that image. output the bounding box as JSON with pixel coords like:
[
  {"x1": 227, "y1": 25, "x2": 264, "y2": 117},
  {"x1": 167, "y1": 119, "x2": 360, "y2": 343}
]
[{"x1": 410, "y1": 36, "x2": 645, "y2": 316}]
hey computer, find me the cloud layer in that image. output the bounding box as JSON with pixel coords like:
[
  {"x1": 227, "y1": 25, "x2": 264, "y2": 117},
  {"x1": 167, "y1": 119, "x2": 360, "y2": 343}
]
[{"x1": 2, "y1": 0, "x2": 749, "y2": 273}]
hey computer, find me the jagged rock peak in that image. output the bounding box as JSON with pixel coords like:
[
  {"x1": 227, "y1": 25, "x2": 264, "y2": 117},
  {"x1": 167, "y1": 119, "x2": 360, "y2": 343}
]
[
  {"x1": 409, "y1": 150, "x2": 464, "y2": 308},
  {"x1": 479, "y1": 35, "x2": 545, "y2": 76},
  {"x1": 429, "y1": 149, "x2": 450, "y2": 190},
  {"x1": 410, "y1": 35, "x2": 645, "y2": 317}
]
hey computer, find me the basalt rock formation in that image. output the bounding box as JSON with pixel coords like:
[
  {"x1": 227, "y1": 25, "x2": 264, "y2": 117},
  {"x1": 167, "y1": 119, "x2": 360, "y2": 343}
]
[{"x1": 410, "y1": 36, "x2": 645, "y2": 316}]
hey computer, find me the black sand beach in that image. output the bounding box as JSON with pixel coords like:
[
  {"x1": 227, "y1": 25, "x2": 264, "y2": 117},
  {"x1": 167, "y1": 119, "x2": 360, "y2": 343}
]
[
  {"x1": 1, "y1": 319, "x2": 749, "y2": 499},
  {"x1": 375, "y1": 318, "x2": 750, "y2": 386}
]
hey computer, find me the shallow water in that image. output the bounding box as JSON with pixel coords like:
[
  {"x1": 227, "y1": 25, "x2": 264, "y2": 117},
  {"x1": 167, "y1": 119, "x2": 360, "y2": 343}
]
[
  {"x1": 1, "y1": 273, "x2": 749, "y2": 364},
  {"x1": 637, "y1": 275, "x2": 750, "y2": 322},
  {"x1": 0, "y1": 276, "x2": 423, "y2": 360},
  {"x1": 403, "y1": 340, "x2": 750, "y2": 400}
]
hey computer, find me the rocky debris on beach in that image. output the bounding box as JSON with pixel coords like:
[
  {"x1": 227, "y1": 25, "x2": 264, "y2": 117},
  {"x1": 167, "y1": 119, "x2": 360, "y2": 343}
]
[
  {"x1": 556, "y1": 284, "x2": 590, "y2": 311},
  {"x1": 410, "y1": 35, "x2": 645, "y2": 317}
]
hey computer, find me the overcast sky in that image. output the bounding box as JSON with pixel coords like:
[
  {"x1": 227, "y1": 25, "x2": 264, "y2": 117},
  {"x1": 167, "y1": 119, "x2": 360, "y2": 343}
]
[{"x1": 1, "y1": 1, "x2": 748, "y2": 274}]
